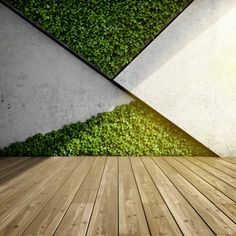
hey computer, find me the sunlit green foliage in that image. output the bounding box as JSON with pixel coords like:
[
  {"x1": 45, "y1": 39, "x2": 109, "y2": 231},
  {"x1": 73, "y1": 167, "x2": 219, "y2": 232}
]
[
  {"x1": 0, "y1": 102, "x2": 214, "y2": 157},
  {"x1": 7, "y1": 0, "x2": 192, "y2": 77}
]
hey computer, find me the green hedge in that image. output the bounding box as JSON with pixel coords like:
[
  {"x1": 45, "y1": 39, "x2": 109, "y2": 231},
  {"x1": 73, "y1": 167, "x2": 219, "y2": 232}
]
[
  {"x1": 7, "y1": 0, "x2": 192, "y2": 77},
  {"x1": 0, "y1": 102, "x2": 215, "y2": 157}
]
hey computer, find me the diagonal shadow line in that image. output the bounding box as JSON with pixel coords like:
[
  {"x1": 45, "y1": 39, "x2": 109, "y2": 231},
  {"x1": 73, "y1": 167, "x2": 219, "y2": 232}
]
[
  {"x1": 0, "y1": 1, "x2": 218, "y2": 156},
  {"x1": 114, "y1": 0, "x2": 236, "y2": 89},
  {"x1": 0, "y1": 0, "x2": 195, "y2": 80}
]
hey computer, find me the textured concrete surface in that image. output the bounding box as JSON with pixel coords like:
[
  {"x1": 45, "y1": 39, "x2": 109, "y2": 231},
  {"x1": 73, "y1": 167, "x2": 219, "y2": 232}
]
[
  {"x1": 0, "y1": 3, "x2": 132, "y2": 148},
  {"x1": 115, "y1": 0, "x2": 236, "y2": 157}
]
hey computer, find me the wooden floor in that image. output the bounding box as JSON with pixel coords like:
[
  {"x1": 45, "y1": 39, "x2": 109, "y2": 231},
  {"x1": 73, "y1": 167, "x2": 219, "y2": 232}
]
[{"x1": 0, "y1": 156, "x2": 235, "y2": 236}]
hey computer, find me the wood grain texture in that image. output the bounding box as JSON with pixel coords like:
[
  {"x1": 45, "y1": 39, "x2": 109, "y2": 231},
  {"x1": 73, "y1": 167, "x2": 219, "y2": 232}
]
[
  {"x1": 22, "y1": 157, "x2": 95, "y2": 235},
  {"x1": 164, "y1": 157, "x2": 236, "y2": 223},
  {"x1": 195, "y1": 157, "x2": 236, "y2": 178},
  {"x1": 0, "y1": 158, "x2": 44, "y2": 197},
  {"x1": 119, "y1": 157, "x2": 150, "y2": 236},
  {"x1": 0, "y1": 156, "x2": 235, "y2": 236},
  {"x1": 86, "y1": 157, "x2": 118, "y2": 236},
  {"x1": 0, "y1": 157, "x2": 38, "y2": 183},
  {"x1": 153, "y1": 157, "x2": 236, "y2": 235},
  {"x1": 0, "y1": 158, "x2": 65, "y2": 218},
  {"x1": 0, "y1": 157, "x2": 29, "y2": 172},
  {"x1": 198, "y1": 157, "x2": 236, "y2": 171},
  {"x1": 54, "y1": 157, "x2": 106, "y2": 236},
  {"x1": 142, "y1": 157, "x2": 214, "y2": 236},
  {"x1": 131, "y1": 157, "x2": 182, "y2": 236},
  {"x1": 186, "y1": 157, "x2": 236, "y2": 188},
  {"x1": 0, "y1": 158, "x2": 74, "y2": 236},
  {"x1": 174, "y1": 156, "x2": 236, "y2": 203},
  {"x1": 222, "y1": 158, "x2": 236, "y2": 164}
]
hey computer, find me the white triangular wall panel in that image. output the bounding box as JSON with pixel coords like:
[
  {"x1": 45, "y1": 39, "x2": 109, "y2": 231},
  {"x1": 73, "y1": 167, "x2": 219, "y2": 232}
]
[{"x1": 115, "y1": 0, "x2": 236, "y2": 156}]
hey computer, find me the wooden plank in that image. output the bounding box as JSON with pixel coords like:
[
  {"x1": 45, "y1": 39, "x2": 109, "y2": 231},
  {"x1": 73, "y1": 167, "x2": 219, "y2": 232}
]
[
  {"x1": 0, "y1": 157, "x2": 71, "y2": 224},
  {"x1": 213, "y1": 158, "x2": 236, "y2": 171},
  {"x1": 222, "y1": 158, "x2": 236, "y2": 165},
  {"x1": 164, "y1": 157, "x2": 236, "y2": 223},
  {"x1": 141, "y1": 157, "x2": 214, "y2": 236},
  {"x1": 0, "y1": 157, "x2": 56, "y2": 198},
  {"x1": 203, "y1": 157, "x2": 236, "y2": 172},
  {"x1": 86, "y1": 157, "x2": 118, "y2": 236},
  {"x1": 55, "y1": 157, "x2": 106, "y2": 236},
  {"x1": 195, "y1": 157, "x2": 236, "y2": 178},
  {"x1": 174, "y1": 157, "x2": 236, "y2": 203},
  {"x1": 130, "y1": 157, "x2": 182, "y2": 236},
  {"x1": 0, "y1": 157, "x2": 29, "y2": 172},
  {"x1": 0, "y1": 157, "x2": 67, "y2": 217},
  {"x1": 220, "y1": 158, "x2": 236, "y2": 171},
  {"x1": 186, "y1": 157, "x2": 236, "y2": 188},
  {"x1": 0, "y1": 158, "x2": 81, "y2": 236},
  {"x1": 0, "y1": 158, "x2": 38, "y2": 186},
  {"x1": 22, "y1": 156, "x2": 95, "y2": 235},
  {"x1": 119, "y1": 157, "x2": 150, "y2": 236},
  {"x1": 0, "y1": 156, "x2": 235, "y2": 236},
  {"x1": 0, "y1": 157, "x2": 7, "y2": 162},
  {"x1": 153, "y1": 157, "x2": 236, "y2": 235},
  {"x1": 0, "y1": 157, "x2": 34, "y2": 179}
]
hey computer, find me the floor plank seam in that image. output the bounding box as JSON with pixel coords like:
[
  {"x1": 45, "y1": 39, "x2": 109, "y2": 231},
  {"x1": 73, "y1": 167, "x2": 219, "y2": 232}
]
[
  {"x1": 186, "y1": 158, "x2": 236, "y2": 190},
  {"x1": 18, "y1": 158, "x2": 76, "y2": 235},
  {"x1": 139, "y1": 157, "x2": 185, "y2": 236},
  {"x1": 163, "y1": 157, "x2": 236, "y2": 225},
  {"x1": 128, "y1": 157, "x2": 152, "y2": 236},
  {"x1": 173, "y1": 157, "x2": 236, "y2": 204},
  {"x1": 0, "y1": 157, "x2": 235, "y2": 236},
  {"x1": 194, "y1": 157, "x2": 236, "y2": 179},
  {"x1": 84, "y1": 157, "x2": 108, "y2": 236},
  {"x1": 150, "y1": 157, "x2": 217, "y2": 236},
  {"x1": 52, "y1": 157, "x2": 97, "y2": 236}
]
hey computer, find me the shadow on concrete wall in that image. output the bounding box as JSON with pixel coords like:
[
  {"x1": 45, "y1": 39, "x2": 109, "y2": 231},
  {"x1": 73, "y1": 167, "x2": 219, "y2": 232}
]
[
  {"x1": 0, "y1": 4, "x2": 133, "y2": 148},
  {"x1": 115, "y1": 0, "x2": 236, "y2": 90}
]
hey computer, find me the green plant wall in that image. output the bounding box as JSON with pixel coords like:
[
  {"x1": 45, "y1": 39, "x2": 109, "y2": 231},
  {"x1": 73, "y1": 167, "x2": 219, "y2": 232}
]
[
  {"x1": 6, "y1": 0, "x2": 192, "y2": 77},
  {"x1": 0, "y1": 102, "x2": 215, "y2": 157}
]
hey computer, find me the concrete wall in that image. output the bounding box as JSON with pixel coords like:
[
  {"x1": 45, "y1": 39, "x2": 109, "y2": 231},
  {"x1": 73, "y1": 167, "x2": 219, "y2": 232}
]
[
  {"x1": 0, "y1": 3, "x2": 132, "y2": 148},
  {"x1": 115, "y1": 0, "x2": 236, "y2": 157}
]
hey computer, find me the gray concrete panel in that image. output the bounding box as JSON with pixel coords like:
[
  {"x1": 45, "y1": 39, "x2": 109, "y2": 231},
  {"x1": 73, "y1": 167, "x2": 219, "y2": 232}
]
[{"x1": 0, "y1": 3, "x2": 132, "y2": 148}]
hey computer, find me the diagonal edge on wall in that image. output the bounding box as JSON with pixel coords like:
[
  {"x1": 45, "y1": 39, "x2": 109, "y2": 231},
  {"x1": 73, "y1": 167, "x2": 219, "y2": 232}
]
[
  {"x1": 1, "y1": 0, "x2": 195, "y2": 80},
  {"x1": 0, "y1": 1, "x2": 217, "y2": 156}
]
